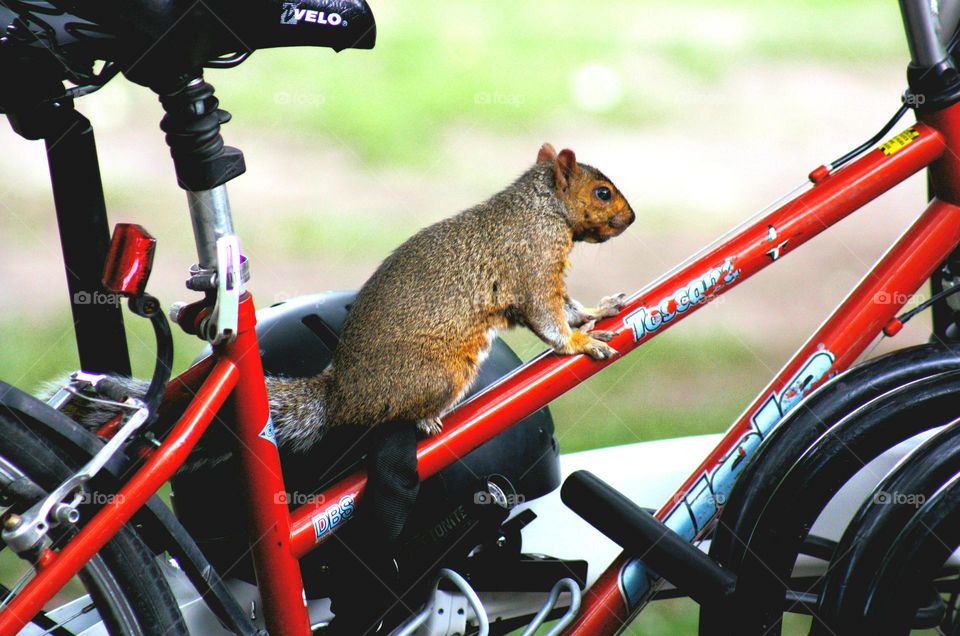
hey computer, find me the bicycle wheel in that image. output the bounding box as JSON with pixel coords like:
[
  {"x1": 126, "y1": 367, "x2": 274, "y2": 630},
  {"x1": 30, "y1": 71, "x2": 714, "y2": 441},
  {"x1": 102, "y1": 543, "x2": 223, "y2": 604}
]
[
  {"x1": 856, "y1": 471, "x2": 960, "y2": 634},
  {"x1": 702, "y1": 343, "x2": 960, "y2": 634},
  {"x1": 814, "y1": 419, "x2": 960, "y2": 633},
  {"x1": 707, "y1": 365, "x2": 960, "y2": 634},
  {"x1": 0, "y1": 409, "x2": 188, "y2": 635}
]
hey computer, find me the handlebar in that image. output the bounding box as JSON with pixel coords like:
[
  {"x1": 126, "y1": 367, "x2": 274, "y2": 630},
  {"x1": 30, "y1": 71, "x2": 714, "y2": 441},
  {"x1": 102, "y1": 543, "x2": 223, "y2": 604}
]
[{"x1": 561, "y1": 470, "x2": 736, "y2": 606}]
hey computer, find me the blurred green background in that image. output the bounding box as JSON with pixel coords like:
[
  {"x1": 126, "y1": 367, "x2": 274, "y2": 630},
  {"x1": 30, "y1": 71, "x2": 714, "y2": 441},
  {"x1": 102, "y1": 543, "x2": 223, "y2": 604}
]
[{"x1": 0, "y1": 0, "x2": 941, "y2": 632}]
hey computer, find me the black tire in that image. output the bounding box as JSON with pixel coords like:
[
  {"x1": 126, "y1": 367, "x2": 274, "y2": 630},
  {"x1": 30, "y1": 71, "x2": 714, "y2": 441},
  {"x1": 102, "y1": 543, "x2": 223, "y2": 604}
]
[
  {"x1": 814, "y1": 421, "x2": 960, "y2": 633},
  {"x1": 0, "y1": 409, "x2": 188, "y2": 636},
  {"x1": 856, "y1": 472, "x2": 960, "y2": 634},
  {"x1": 701, "y1": 342, "x2": 960, "y2": 634},
  {"x1": 728, "y1": 371, "x2": 960, "y2": 632}
]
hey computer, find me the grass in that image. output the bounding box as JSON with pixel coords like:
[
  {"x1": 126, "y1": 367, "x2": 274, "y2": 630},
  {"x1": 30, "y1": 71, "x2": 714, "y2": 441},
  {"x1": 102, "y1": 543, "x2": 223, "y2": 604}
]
[
  {"x1": 205, "y1": 0, "x2": 906, "y2": 166},
  {"x1": 0, "y1": 312, "x2": 206, "y2": 395},
  {"x1": 243, "y1": 211, "x2": 424, "y2": 265}
]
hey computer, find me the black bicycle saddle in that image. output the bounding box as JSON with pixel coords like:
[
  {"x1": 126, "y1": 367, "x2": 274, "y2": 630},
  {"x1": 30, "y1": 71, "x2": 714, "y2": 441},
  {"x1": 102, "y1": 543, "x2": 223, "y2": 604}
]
[{"x1": 2, "y1": 0, "x2": 375, "y2": 86}]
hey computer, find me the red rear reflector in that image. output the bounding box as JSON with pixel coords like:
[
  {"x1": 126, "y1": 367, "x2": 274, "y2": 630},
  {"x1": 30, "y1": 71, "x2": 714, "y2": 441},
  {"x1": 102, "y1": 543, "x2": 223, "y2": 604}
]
[{"x1": 102, "y1": 223, "x2": 157, "y2": 296}]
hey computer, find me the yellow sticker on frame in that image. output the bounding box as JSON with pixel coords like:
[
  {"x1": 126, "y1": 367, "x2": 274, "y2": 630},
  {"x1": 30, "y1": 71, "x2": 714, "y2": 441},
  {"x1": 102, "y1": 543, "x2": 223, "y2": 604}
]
[{"x1": 880, "y1": 127, "x2": 920, "y2": 156}]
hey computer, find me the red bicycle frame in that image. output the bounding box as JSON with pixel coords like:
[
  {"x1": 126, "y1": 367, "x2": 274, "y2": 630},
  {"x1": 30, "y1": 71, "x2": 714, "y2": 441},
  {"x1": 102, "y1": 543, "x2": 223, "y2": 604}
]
[{"x1": 3, "y1": 101, "x2": 960, "y2": 636}]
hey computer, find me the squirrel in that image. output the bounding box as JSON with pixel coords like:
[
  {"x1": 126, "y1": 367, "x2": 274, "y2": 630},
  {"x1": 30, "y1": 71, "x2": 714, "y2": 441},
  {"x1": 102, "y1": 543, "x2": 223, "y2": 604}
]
[{"x1": 50, "y1": 143, "x2": 635, "y2": 468}]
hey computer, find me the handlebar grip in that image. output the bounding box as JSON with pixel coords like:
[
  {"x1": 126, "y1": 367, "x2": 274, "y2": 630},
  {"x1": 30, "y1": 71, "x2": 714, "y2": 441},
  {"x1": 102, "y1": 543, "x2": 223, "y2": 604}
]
[{"x1": 560, "y1": 470, "x2": 736, "y2": 605}]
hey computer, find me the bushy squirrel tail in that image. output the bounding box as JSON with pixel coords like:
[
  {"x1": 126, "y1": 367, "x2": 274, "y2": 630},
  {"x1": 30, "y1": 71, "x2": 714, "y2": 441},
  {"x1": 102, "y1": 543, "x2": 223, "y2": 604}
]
[
  {"x1": 264, "y1": 370, "x2": 331, "y2": 453},
  {"x1": 42, "y1": 374, "x2": 152, "y2": 430},
  {"x1": 41, "y1": 369, "x2": 332, "y2": 464}
]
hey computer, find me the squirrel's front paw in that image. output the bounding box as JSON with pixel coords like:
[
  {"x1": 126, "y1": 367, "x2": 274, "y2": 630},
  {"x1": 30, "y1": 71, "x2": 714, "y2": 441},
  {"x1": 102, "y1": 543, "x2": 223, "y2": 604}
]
[
  {"x1": 595, "y1": 292, "x2": 628, "y2": 318},
  {"x1": 417, "y1": 417, "x2": 443, "y2": 437},
  {"x1": 582, "y1": 336, "x2": 618, "y2": 360},
  {"x1": 561, "y1": 331, "x2": 619, "y2": 360}
]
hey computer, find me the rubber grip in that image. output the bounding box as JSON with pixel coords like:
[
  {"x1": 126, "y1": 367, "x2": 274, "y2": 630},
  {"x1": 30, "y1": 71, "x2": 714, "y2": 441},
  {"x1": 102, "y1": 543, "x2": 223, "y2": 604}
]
[{"x1": 561, "y1": 470, "x2": 736, "y2": 604}]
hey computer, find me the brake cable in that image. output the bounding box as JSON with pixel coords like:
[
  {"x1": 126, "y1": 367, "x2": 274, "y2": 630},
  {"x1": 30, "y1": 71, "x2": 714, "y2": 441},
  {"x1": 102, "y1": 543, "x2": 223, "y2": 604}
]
[
  {"x1": 827, "y1": 103, "x2": 911, "y2": 173},
  {"x1": 815, "y1": 27, "x2": 960, "y2": 180},
  {"x1": 883, "y1": 283, "x2": 960, "y2": 336}
]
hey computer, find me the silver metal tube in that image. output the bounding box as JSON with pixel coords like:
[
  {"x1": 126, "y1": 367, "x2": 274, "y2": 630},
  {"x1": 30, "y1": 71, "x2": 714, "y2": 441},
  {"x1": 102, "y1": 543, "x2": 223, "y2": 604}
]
[
  {"x1": 519, "y1": 578, "x2": 582, "y2": 636},
  {"x1": 941, "y1": 0, "x2": 960, "y2": 48},
  {"x1": 900, "y1": 0, "x2": 950, "y2": 67},
  {"x1": 187, "y1": 186, "x2": 235, "y2": 270}
]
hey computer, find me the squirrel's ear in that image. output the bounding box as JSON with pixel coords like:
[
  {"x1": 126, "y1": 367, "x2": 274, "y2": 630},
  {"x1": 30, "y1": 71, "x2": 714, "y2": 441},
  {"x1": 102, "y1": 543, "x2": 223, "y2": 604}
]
[
  {"x1": 537, "y1": 143, "x2": 558, "y2": 163},
  {"x1": 555, "y1": 148, "x2": 579, "y2": 191}
]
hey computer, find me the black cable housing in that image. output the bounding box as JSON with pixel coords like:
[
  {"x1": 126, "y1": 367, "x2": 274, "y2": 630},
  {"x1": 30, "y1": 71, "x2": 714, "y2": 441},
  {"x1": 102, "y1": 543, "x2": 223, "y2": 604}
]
[{"x1": 829, "y1": 103, "x2": 910, "y2": 171}]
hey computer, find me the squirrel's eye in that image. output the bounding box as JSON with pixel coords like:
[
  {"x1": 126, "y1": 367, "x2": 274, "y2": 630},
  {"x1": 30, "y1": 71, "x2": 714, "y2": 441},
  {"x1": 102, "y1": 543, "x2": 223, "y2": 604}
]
[{"x1": 594, "y1": 186, "x2": 612, "y2": 201}]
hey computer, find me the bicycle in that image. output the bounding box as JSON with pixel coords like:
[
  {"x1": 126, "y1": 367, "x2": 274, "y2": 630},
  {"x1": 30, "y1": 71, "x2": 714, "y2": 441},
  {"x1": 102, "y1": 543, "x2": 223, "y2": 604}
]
[{"x1": 2, "y1": 0, "x2": 960, "y2": 634}]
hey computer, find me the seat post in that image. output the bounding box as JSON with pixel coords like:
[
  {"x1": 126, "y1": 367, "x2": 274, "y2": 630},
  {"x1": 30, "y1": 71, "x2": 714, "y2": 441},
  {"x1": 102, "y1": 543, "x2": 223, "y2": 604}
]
[
  {"x1": 157, "y1": 77, "x2": 246, "y2": 267},
  {"x1": 157, "y1": 76, "x2": 249, "y2": 344}
]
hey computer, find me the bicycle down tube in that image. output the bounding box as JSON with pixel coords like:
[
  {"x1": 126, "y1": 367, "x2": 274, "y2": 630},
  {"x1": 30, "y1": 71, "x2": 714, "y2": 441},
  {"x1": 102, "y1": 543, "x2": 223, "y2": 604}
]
[
  {"x1": 288, "y1": 120, "x2": 947, "y2": 556},
  {"x1": 0, "y1": 118, "x2": 955, "y2": 636},
  {"x1": 569, "y1": 191, "x2": 960, "y2": 631}
]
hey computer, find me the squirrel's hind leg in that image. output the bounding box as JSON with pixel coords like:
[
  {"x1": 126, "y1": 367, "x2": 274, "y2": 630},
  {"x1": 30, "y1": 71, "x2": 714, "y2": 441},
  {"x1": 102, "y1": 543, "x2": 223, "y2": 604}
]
[{"x1": 416, "y1": 416, "x2": 443, "y2": 436}]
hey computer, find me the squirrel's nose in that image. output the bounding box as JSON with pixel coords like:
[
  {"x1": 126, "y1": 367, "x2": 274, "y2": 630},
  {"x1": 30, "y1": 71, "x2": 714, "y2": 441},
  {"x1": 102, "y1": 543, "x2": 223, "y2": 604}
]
[{"x1": 610, "y1": 209, "x2": 635, "y2": 230}]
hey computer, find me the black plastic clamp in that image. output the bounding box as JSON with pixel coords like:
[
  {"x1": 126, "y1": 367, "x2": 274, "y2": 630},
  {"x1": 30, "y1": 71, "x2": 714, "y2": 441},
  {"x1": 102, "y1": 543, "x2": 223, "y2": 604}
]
[
  {"x1": 158, "y1": 78, "x2": 245, "y2": 191},
  {"x1": 905, "y1": 60, "x2": 960, "y2": 113}
]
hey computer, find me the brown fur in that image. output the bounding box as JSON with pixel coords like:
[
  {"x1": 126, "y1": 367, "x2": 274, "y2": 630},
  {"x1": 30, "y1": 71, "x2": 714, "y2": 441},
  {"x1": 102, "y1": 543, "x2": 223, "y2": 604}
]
[
  {"x1": 51, "y1": 144, "x2": 636, "y2": 463},
  {"x1": 315, "y1": 143, "x2": 635, "y2": 435}
]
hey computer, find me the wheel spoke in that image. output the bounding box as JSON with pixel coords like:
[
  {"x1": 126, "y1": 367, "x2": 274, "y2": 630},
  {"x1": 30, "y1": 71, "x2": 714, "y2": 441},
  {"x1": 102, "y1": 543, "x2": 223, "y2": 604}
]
[
  {"x1": 0, "y1": 566, "x2": 34, "y2": 608},
  {"x1": 34, "y1": 601, "x2": 89, "y2": 635},
  {"x1": 0, "y1": 580, "x2": 81, "y2": 636}
]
